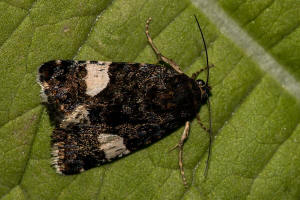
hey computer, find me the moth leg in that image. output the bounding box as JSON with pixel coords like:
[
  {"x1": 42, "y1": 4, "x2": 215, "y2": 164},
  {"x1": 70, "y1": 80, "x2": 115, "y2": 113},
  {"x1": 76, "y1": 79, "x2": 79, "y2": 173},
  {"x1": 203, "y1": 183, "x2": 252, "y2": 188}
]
[
  {"x1": 191, "y1": 64, "x2": 214, "y2": 80},
  {"x1": 145, "y1": 17, "x2": 183, "y2": 74},
  {"x1": 196, "y1": 114, "x2": 209, "y2": 132},
  {"x1": 170, "y1": 121, "x2": 190, "y2": 187}
]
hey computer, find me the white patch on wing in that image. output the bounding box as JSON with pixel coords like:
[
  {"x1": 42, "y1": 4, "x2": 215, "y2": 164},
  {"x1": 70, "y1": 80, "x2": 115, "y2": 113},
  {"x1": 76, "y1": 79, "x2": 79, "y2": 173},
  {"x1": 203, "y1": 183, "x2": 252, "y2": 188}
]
[
  {"x1": 51, "y1": 142, "x2": 64, "y2": 174},
  {"x1": 98, "y1": 134, "x2": 130, "y2": 160},
  {"x1": 39, "y1": 86, "x2": 48, "y2": 102},
  {"x1": 85, "y1": 62, "x2": 111, "y2": 96},
  {"x1": 60, "y1": 105, "x2": 90, "y2": 128},
  {"x1": 55, "y1": 60, "x2": 62, "y2": 64},
  {"x1": 37, "y1": 77, "x2": 49, "y2": 103}
]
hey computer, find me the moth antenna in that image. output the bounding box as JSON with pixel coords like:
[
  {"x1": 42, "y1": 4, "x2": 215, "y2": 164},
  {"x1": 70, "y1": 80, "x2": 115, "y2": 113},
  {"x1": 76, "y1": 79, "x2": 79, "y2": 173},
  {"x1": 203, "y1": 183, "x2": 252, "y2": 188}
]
[
  {"x1": 194, "y1": 15, "x2": 212, "y2": 177},
  {"x1": 194, "y1": 15, "x2": 209, "y2": 84},
  {"x1": 204, "y1": 98, "x2": 212, "y2": 177}
]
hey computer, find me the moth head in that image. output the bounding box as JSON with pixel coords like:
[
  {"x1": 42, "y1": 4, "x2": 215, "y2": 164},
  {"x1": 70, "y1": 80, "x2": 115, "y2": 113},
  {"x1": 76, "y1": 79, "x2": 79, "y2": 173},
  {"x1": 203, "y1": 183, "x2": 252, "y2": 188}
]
[{"x1": 196, "y1": 79, "x2": 211, "y2": 102}]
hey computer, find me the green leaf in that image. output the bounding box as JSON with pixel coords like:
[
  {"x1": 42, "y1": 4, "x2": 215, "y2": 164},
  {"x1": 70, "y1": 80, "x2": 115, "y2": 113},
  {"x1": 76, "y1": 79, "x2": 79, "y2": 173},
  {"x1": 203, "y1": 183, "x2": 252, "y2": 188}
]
[
  {"x1": 218, "y1": 0, "x2": 300, "y2": 81},
  {"x1": 0, "y1": 0, "x2": 299, "y2": 199}
]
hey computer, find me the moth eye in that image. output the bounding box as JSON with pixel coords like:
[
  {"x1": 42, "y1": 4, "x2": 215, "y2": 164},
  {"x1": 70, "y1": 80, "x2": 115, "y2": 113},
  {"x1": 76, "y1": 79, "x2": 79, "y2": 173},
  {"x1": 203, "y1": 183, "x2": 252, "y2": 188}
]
[{"x1": 196, "y1": 79, "x2": 205, "y2": 87}]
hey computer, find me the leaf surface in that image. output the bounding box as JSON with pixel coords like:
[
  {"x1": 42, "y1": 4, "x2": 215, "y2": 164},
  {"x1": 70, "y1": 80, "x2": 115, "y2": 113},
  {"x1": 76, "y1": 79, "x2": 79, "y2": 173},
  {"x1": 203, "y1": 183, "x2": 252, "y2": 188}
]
[{"x1": 0, "y1": 0, "x2": 299, "y2": 199}]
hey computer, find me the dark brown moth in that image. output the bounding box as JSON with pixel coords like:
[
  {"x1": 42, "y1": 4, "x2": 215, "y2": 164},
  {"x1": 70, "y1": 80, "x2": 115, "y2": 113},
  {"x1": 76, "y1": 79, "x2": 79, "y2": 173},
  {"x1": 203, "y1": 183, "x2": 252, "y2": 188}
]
[{"x1": 37, "y1": 16, "x2": 212, "y2": 187}]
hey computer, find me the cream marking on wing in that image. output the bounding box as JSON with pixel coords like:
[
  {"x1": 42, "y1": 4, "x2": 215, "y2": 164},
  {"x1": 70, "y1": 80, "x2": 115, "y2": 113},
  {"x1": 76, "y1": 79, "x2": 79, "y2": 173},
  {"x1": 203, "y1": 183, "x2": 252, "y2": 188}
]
[
  {"x1": 37, "y1": 74, "x2": 49, "y2": 102},
  {"x1": 51, "y1": 142, "x2": 63, "y2": 174},
  {"x1": 85, "y1": 62, "x2": 111, "y2": 96},
  {"x1": 98, "y1": 134, "x2": 130, "y2": 160},
  {"x1": 60, "y1": 105, "x2": 90, "y2": 128}
]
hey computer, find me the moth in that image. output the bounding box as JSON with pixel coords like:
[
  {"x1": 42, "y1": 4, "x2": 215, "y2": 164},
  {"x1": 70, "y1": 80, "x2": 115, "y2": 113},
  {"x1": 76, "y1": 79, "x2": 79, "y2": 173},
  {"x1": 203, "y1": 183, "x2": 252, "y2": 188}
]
[{"x1": 38, "y1": 16, "x2": 212, "y2": 187}]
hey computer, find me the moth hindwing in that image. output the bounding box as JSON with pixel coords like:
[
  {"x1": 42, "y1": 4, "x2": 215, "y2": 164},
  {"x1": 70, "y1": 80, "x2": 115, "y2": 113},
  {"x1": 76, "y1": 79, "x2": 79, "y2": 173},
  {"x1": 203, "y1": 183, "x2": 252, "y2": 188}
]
[{"x1": 38, "y1": 16, "x2": 212, "y2": 187}]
